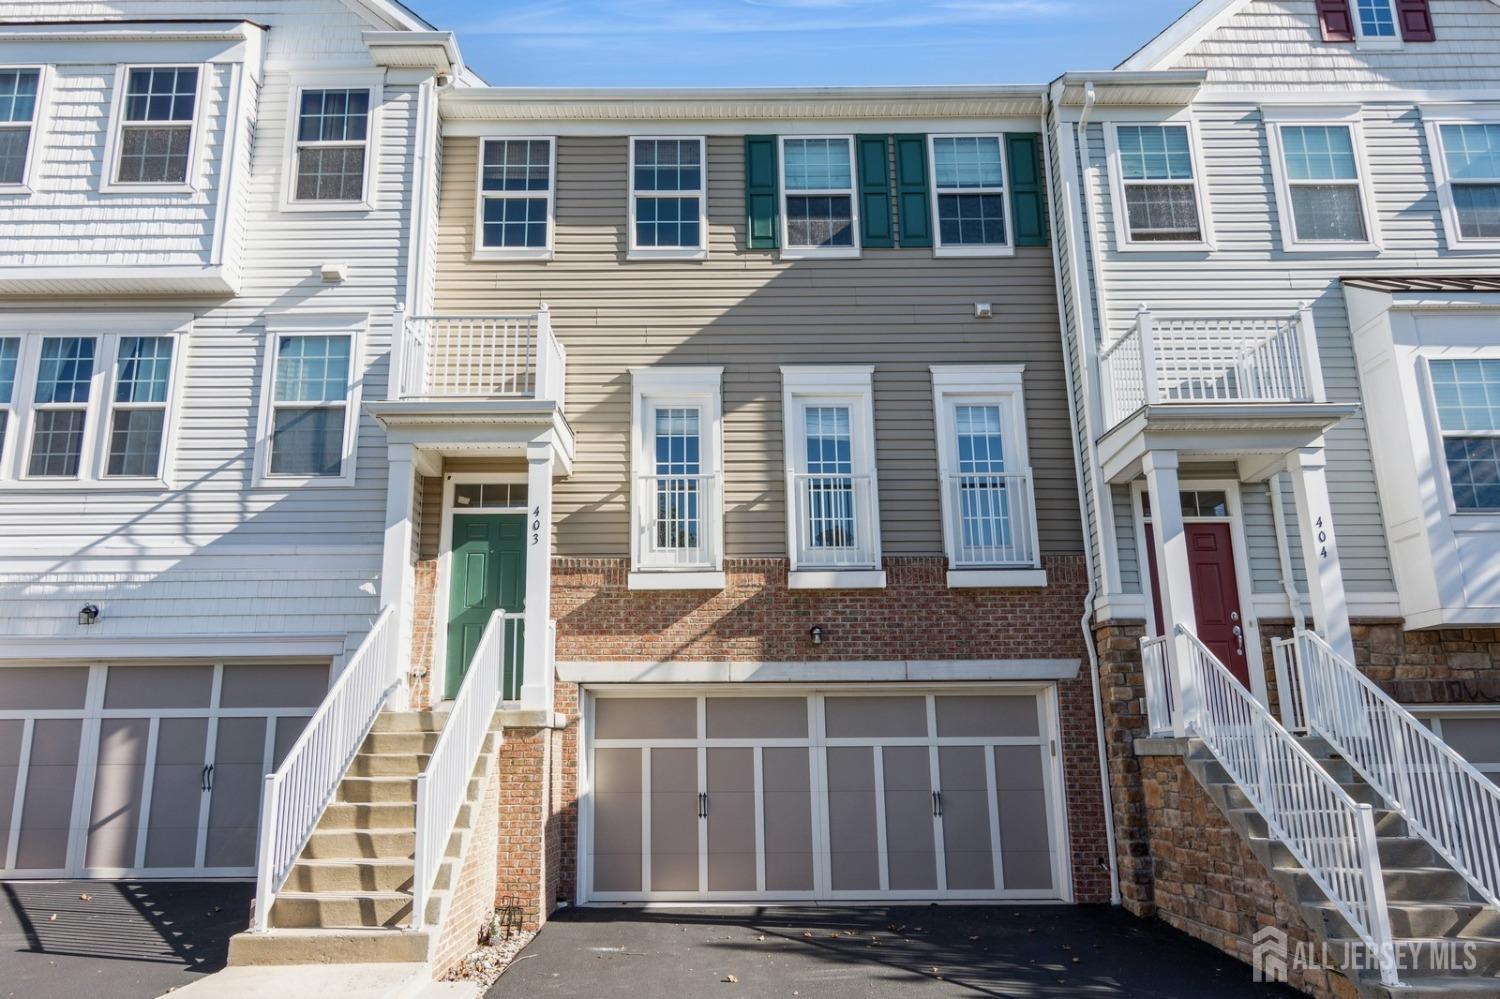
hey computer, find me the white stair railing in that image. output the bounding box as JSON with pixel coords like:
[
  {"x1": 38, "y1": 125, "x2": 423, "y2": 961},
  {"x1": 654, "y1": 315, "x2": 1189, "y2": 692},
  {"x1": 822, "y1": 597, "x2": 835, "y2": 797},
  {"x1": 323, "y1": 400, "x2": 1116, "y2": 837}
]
[
  {"x1": 1140, "y1": 634, "x2": 1175, "y2": 735},
  {"x1": 412, "y1": 610, "x2": 504, "y2": 930},
  {"x1": 1174, "y1": 626, "x2": 1401, "y2": 987},
  {"x1": 252, "y1": 607, "x2": 401, "y2": 932},
  {"x1": 1293, "y1": 630, "x2": 1500, "y2": 910}
]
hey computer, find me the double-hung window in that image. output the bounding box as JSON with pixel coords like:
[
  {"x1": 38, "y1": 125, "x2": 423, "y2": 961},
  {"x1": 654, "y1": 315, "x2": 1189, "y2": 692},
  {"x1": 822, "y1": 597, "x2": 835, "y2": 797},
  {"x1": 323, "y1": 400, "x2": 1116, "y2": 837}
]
[
  {"x1": 629, "y1": 367, "x2": 723, "y2": 588},
  {"x1": 0, "y1": 68, "x2": 41, "y2": 188},
  {"x1": 260, "y1": 329, "x2": 357, "y2": 483},
  {"x1": 1267, "y1": 115, "x2": 1378, "y2": 249},
  {"x1": 630, "y1": 137, "x2": 706, "y2": 258},
  {"x1": 476, "y1": 137, "x2": 553, "y2": 258},
  {"x1": 105, "y1": 336, "x2": 175, "y2": 478},
  {"x1": 28, "y1": 337, "x2": 95, "y2": 478},
  {"x1": 932, "y1": 367, "x2": 1042, "y2": 586},
  {"x1": 289, "y1": 87, "x2": 373, "y2": 205},
  {"x1": 781, "y1": 366, "x2": 882, "y2": 587},
  {"x1": 1108, "y1": 123, "x2": 1210, "y2": 247},
  {"x1": 1428, "y1": 358, "x2": 1500, "y2": 512},
  {"x1": 1430, "y1": 121, "x2": 1500, "y2": 247},
  {"x1": 110, "y1": 66, "x2": 199, "y2": 187},
  {"x1": 930, "y1": 135, "x2": 1010, "y2": 254},
  {"x1": 780, "y1": 137, "x2": 859, "y2": 256},
  {"x1": 0, "y1": 338, "x2": 15, "y2": 465}
]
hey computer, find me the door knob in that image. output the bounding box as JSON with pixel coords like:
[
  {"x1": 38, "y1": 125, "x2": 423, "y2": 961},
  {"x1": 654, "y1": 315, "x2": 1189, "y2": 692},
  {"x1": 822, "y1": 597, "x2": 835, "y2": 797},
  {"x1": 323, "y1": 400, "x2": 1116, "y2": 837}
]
[{"x1": 1232, "y1": 625, "x2": 1245, "y2": 656}]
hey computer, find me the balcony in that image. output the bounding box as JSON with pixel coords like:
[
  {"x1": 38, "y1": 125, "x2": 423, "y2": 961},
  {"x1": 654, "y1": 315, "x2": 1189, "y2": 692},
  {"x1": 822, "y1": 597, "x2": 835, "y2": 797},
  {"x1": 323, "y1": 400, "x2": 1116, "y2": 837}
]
[
  {"x1": 366, "y1": 305, "x2": 574, "y2": 471},
  {"x1": 1094, "y1": 306, "x2": 1356, "y2": 483}
]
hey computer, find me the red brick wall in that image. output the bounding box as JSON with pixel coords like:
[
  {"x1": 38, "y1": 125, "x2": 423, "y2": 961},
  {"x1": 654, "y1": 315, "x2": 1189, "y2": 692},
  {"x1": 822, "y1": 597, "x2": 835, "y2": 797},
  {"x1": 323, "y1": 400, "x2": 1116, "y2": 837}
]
[
  {"x1": 431, "y1": 747, "x2": 501, "y2": 977},
  {"x1": 495, "y1": 727, "x2": 550, "y2": 931},
  {"x1": 409, "y1": 560, "x2": 438, "y2": 709}
]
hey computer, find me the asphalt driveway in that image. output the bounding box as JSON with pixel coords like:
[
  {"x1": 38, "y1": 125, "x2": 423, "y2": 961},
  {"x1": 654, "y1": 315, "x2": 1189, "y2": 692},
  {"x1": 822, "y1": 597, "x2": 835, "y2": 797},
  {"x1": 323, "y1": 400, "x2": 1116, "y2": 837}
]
[
  {"x1": 486, "y1": 905, "x2": 1299, "y2": 999},
  {"x1": 0, "y1": 880, "x2": 252, "y2": 999}
]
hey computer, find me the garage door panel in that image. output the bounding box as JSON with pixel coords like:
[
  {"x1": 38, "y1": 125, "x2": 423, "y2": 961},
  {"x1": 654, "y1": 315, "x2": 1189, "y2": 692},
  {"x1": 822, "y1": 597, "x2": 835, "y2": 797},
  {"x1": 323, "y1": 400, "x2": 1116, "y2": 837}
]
[
  {"x1": 939, "y1": 746, "x2": 995, "y2": 891},
  {"x1": 882, "y1": 746, "x2": 937, "y2": 892},
  {"x1": 85, "y1": 718, "x2": 150, "y2": 870},
  {"x1": 706, "y1": 748, "x2": 755, "y2": 892},
  {"x1": 649, "y1": 747, "x2": 699, "y2": 892},
  {"x1": 706, "y1": 698, "x2": 806, "y2": 740},
  {"x1": 221, "y1": 665, "x2": 328, "y2": 709},
  {"x1": 597, "y1": 698, "x2": 696, "y2": 741},
  {"x1": 205, "y1": 717, "x2": 267, "y2": 870},
  {"x1": 273, "y1": 716, "x2": 309, "y2": 769},
  {"x1": 936, "y1": 696, "x2": 1039, "y2": 739},
  {"x1": 145, "y1": 717, "x2": 210, "y2": 870},
  {"x1": 103, "y1": 666, "x2": 213, "y2": 710},
  {"x1": 0, "y1": 720, "x2": 25, "y2": 865},
  {"x1": 0, "y1": 667, "x2": 88, "y2": 710},
  {"x1": 825, "y1": 697, "x2": 926, "y2": 739},
  {"x1": 592, "y1": 747, "x2": 642, "y2": 894},
  {"x1": 825, "y1": 746, "x2": 880, "y2": 892},
  {"x1": 16, "y1": 718, "x2": 82, "y2": 871},
  {"x1": 761, "y1": 747, "x2": 814, "y2": 892},
  {"x1": 994, "y1": 745, "x2": 1053, "y2": 891}
]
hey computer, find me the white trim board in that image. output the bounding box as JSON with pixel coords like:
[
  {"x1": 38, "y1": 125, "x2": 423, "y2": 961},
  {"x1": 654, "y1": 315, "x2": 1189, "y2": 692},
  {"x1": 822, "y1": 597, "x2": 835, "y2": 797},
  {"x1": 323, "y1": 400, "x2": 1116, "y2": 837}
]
[
  {"x1": 0, "y1": 634, "x2": 349, "y2": 661},
  {"x1": 557, "y1": 659, "x2": 1081, "y2": 684}
]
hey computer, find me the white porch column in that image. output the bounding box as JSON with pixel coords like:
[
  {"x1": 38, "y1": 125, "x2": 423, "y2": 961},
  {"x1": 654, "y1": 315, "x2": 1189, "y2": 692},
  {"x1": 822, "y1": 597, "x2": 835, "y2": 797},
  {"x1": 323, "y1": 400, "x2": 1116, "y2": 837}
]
[
  {"x1": 521, "y1": 440, "x2": 555, "y2": 712},
  {"x1": 381, "y1": 442, "x2": 417, "y2": 710},
  {"x1": 1143, "y1": 450, "x2": 1198, "y2": 737},
  {"x1": 1286, "y1": 444, "x2": 1355, "y2": 664}
]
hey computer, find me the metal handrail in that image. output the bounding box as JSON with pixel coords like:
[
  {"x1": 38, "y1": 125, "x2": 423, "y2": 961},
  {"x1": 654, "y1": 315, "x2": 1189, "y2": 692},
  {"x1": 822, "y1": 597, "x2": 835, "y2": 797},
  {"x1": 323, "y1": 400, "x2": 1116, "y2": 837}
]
[
  {"x1": 635, "y1": 473, "x2": 721, "y2": 571},
  {"x1": 942, "y1": 471, "x2": 1039, "y2": 568}
]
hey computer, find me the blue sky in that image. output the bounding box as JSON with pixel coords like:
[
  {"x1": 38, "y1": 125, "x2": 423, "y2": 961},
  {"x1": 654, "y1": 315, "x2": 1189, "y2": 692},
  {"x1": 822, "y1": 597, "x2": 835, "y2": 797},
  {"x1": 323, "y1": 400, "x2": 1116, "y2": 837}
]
[{"x1": 413, "y1": 0, "x2": 1198, "y2": 87}]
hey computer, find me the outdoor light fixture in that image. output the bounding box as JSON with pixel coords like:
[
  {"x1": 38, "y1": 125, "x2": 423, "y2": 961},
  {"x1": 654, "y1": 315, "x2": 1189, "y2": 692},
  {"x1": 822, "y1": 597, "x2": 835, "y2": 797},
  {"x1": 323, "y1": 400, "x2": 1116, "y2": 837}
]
[
  {"x1": 810, "y1": 625, "x2": 824, "y2": 646},
  {"x1": 78, "y1": 604, "x2": 100, "y2": 626}
]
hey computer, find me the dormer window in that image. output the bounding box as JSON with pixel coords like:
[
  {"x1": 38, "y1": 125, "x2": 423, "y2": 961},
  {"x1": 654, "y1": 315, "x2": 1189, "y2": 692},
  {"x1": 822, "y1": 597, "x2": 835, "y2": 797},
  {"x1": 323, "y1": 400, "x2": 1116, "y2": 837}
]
[
  {"x1": 1356, "y1": 0, "x2": 1398, "y2": 38},
  {"x1": 1318, "y1": 0, "x2": 1434, "y2": 43},
  {"x1": 108, "y1": 66, "x2": 201, "y2": 189}
]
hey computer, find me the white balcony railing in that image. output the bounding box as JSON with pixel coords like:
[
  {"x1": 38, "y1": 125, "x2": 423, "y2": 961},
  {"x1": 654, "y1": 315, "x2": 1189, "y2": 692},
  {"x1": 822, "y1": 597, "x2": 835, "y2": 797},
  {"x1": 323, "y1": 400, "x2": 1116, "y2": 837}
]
[
  {"x1": 1099, "y1": 305, "x2": 1326, "y2": 430},
  {"x1": 395, "y1": 304, "x2": 566, "y2": 406},
  {"x1": 789, "y1": 472, "x2": 879, "y2": 570},
  {"x1": 943, "y1": 471, "x2": 1039, "y2": 568},
  {"x1": 252, "y1": 607, "x2": 400, "y2": 932},
  {"x1": 636, "y1": 473, "x2": 720, "y2": 571}
]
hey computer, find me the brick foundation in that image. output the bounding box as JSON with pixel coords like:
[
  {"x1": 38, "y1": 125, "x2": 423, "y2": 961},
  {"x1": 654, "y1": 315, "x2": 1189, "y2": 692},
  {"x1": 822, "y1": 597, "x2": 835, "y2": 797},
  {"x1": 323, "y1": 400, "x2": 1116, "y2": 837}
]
[
  {"x1": 495, "y1": 726, "x2": 552, "y2": 931},
  {"x1": 430, "y1": 748, "x2": 501, "y2": 977}
]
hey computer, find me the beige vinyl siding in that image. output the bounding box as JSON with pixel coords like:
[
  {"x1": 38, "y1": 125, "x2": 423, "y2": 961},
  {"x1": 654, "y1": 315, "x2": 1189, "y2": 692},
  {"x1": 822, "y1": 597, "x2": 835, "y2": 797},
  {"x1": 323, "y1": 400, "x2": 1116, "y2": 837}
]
[
  {"x1": 434, "y1": 134, "x2": 1081, "y2": 560},
  {"x1": 1175, "y1": 0, "x2": 1500, "y2": 89}
]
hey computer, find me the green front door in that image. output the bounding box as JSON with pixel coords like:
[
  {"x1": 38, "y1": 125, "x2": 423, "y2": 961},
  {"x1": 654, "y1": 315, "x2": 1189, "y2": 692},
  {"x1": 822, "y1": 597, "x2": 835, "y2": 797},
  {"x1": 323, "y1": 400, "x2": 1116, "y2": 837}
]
[{"x1": 446, "y1": 514, "x2": 527, "y2": 699}]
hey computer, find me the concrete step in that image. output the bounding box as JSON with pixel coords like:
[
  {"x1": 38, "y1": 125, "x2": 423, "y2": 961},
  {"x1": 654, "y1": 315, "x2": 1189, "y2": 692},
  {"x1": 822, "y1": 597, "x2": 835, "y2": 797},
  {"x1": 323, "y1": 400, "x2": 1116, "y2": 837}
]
[
  {"x1": 372, "y1": 711, "x2": 449, "y2": 734},
  {"x1": 1363, "y1": 973, "x2": 1500, "y2": 998},
  {"x1": 284, "y1": 858, "x2": 417, "y2": 894},
  {"x1": 1233, "y1": 806, "x2": 1409, "y2": 841},
  {"x1": 1279, "y1": 865, "x2": 1475, "y2": 905},
  {"x1": 362, "y1": 730, "x2": 442, "y2": 754},
  {"x1": 1255, "y1": 835, "x2": 1437, "y2": 871},
  {"x1": 1338, "y1": 937, "x2": 1500, "y2": 977},
  {"x1": 304, "y1": 828, "x2": 415, "y2": 860},
  {"x1": 270, "y1": 890, "x2": 417, "y2": 930},
  {"x1": 228, "y1": 927, "x2": 433, "y2": 966},
  {"x1": 319, "y1": 801, "x2": 417, "y2": 831},
  {"x1": 1213, "y1": 778, "x2": 1384, "y2": 812},
  {"x1": 1311, "y1": 900, "x2": 1500, "y2": 942},
  {"x1": 338, "y1": 776, "x2": 418, "y2": 804},
  {"x1": 351, "y1": 753, "x2": 433, "y2": 777},
  {"x1": 1199, "y1": 755, "x2": 1358, "y2": 787}
]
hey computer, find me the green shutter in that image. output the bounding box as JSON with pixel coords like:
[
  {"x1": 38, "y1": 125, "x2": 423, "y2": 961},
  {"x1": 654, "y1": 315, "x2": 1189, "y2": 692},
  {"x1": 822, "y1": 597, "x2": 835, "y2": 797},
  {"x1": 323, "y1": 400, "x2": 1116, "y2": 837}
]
[
  {"x1": 1006, "y1": 132, "x2": 1048, "y2": 247},
  {"x1": 894, "y1": 134, "x2": 931, "y2": 248},
  {"x1": 744, "y1": 135, "x2": 779, "y2": 250},
  {"x1": 856, "y1": 134, "x2": 893, "y2": 249}
]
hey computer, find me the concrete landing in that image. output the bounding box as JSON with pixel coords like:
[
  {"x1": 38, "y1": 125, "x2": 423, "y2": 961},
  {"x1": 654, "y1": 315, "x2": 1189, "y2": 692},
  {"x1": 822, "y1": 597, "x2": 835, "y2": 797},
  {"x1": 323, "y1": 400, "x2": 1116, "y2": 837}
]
[{"x1": 159, "y1": 963, "x2": 479, "y2": 999}]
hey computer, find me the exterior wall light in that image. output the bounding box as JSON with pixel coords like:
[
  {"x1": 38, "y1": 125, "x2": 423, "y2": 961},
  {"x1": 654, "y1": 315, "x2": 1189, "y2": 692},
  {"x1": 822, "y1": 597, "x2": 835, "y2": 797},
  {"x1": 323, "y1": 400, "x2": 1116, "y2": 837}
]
[
  {"x1": 810, "y1": 625, "x2": 824, "y2": 645},
  {"x1": 78, "y1": 604, "x2": 100, "y2": 626}
]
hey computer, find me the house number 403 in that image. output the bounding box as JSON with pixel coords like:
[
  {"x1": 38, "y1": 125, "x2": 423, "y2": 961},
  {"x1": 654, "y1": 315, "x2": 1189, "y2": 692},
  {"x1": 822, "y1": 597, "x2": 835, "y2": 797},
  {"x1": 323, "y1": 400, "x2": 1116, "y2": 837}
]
[
  {"x1": 1316, "y1": 515, "x2": 1330, "y2": 560},
  {"x1": 532, "y1": 505, "x2": 542, "y2": 546}
]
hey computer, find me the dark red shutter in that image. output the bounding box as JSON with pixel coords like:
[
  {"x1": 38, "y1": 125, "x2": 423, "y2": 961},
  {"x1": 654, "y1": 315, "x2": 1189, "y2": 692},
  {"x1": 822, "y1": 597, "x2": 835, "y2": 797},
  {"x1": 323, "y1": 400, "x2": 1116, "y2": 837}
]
[
  {"x1": 1316, "y1": 0, "x2": 1355, "y2": 41},
  {"x1": 1397, "y1": 0, "x2": 1436, "y2": 41}
]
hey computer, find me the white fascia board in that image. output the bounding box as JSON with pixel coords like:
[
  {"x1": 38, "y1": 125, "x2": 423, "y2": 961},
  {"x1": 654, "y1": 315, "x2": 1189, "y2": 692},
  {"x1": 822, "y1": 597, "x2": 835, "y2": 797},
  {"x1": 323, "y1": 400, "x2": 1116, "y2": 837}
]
[{"x1": 557, "y1": 659, "x2": 1082, "y2": 684}]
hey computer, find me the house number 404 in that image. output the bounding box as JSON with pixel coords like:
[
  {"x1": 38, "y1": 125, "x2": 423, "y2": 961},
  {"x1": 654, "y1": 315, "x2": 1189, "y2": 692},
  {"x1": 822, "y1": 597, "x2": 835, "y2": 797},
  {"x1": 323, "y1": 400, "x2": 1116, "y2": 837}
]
[{"x1": 1316, "y1": 515, "x2": 1330, "y2": 560}]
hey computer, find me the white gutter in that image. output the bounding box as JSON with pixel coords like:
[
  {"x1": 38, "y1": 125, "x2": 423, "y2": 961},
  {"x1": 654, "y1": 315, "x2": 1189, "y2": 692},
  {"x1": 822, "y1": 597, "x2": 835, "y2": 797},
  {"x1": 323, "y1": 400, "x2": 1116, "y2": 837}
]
[{"x1": 1043, "y1": 82, "x2": 1120, "y2": 907}]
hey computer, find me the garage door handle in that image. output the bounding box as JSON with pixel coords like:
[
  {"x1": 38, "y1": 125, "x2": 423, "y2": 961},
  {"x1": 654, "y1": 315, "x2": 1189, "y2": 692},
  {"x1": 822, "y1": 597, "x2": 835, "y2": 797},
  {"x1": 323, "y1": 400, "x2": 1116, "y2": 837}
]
[
  {"x1": 932, "y1": 791, "x2": 943, "y2": 817},
  {"x1": 201, "y1": 764, "x2": 214, "y2": 792},
  {"x1": 698, "y1": 792, "x2": 708, "y2": 819}
]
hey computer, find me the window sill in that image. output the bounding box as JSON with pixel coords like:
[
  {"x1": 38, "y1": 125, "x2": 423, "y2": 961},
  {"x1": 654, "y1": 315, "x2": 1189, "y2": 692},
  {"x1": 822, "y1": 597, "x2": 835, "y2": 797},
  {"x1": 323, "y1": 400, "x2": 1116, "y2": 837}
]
[
  {"x1": 99, "y1": 182, "x2": 197, "y2": 196},
  {"x1": 788, "y1": 569, "x2": 886, "y2": 590},
  {"x1": 1280, "y1": 240, "x2": 1381, "y2": 254},
  {"x1": 627, "y1": 248, "x2": 708, "y2": 262},
  {"x1": 0, "y1": 183, "x2": 33, "y2": 196},
  {"x1": 948, "y1": 568, "x2": 1048, "y2": 589},
  {"x1": 778, "y1": 247, "x2": 860, "y2": 261},
  {"x1": 1356, "y1": 38, "x2": 1403, "y2": 52},
  {"x1": 280, "y1": 200, "x2": 374, "y2": 214},
  {"x1": 1444, "y1": 237, "x2": 1500, "y2": 253},
  {"x1": 0, "y1": 477, "x2": 173, "y2": 492},
  {"x1": 1113, "y1": 239, "x2": 1213, "y2": 254},
  {"x1": 473, "y1": 247, "x2": 553, "y2": 262},
  {"x1": 1450, "y1": 512, "x2": 1500, "y2": 534},
  {"x1": 628, "y1": 570, "x2": 726, "y2": 591},
  {"x1": 933, "y1": 244, "x2": 1015, "y2": 258},
  {"x1": 252, "y1": 474, "x2": 357, "y2": 489}
]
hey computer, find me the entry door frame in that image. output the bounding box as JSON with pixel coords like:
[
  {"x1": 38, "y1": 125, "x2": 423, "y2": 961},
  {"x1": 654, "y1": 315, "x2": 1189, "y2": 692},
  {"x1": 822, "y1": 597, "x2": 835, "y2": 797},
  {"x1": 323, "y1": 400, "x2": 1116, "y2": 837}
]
[
  {"x1": 435, "y1": 471, "x2": 530, "y2": 706},
  {"x1": 1131, "y1": 478, "x2": 1269, "y2": 706},
  {"x1": 575, "y1": 683, "x2": 1071, "y2": 906}
]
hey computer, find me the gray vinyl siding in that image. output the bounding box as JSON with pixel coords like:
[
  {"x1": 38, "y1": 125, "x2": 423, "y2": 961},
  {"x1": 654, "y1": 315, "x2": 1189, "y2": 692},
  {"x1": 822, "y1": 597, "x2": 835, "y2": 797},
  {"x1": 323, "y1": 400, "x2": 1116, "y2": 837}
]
[
  {"x1": 433, "y1": 134, "x2": 1082, "y2": 561},
  {"x1": 1176, "y1": 0, "x2": 1500, "y2": 89}
]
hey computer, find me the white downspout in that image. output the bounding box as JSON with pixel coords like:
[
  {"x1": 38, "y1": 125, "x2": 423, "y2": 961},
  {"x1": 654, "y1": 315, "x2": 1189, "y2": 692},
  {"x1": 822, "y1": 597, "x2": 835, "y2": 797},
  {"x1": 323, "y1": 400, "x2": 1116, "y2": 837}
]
[
  {"x1": 1269, "y1": 473, "x2": 1307, "y2": 633},
  {"x1": 1043, "y1": 82, "x2": 1120, "y2": 907}
]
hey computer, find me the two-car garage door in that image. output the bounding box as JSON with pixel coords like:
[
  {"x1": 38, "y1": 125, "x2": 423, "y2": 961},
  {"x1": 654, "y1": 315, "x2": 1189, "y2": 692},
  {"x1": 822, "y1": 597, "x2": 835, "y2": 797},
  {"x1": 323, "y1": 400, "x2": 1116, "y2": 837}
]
[
  {"x1": 0, "y1": 662, "x2": 327, "y2": 879},
  {"x1": 582, "y1": 687, "x2": 1066, "y2": 903}
]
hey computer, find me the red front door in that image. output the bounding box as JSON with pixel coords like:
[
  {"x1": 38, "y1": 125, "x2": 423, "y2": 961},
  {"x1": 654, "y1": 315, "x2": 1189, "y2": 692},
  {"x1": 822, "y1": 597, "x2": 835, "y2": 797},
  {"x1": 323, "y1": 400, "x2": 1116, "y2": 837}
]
[{"x1": 1145, "y1": 521, "x2": 1250, "y2": 687}]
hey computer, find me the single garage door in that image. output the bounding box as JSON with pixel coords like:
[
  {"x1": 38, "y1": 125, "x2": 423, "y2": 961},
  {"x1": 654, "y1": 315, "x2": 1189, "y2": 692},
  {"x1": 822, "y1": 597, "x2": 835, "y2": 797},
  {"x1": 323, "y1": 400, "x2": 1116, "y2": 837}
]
[
  {"x1": 0, "y1": 661, "x2": 326, "y2": 879},
  {"x1": 583, "y1": 687, "x2": 1065, "y2": 903}
]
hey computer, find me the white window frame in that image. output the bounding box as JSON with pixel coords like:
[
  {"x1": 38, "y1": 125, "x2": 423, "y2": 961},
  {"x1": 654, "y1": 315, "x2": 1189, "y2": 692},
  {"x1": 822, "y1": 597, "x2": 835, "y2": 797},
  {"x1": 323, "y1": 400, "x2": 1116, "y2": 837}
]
[
  {"x1": 627, "y1": 135, "x2": 708, "y2": 261},
  {"x1": 927, "y1": 133, "x2": 1014, "y2": 258},
  {"x1": 1263, "y1": 107, "x2": 1381, "y2": 252},
  {"x1": 1103, "y1": 115, "x2": 1216, "y2": 252},
  {"x1": 279, "y1": 71, "x2": 382, "y2": 213},
  {"x1": 0, "y1": 64, "x2": 48, "y2": 195},
  {"x1": 628, "y1": 366, "x2": 724, "y2": 590},
  {"x1": 780, "y1": 365, "x2": 883, "y2": 589},
  {"x1": 0, "y1": 313, "x2": 190, "y2": 490},
  {"x1": 1353, "y1": 0, "x2": 1404, "y2": 49},
  {"x1": 778, "y1": 135, "x2": 861, "y2": 260},
  {"x1": 1416, "y1": 350, "x2": 1500, "y2": 519},
  {"x1": 472, "y1": 135, "x2": 556, "y2": 262},
  {"x1": 1424, "y1": 109, "x2": 1500, "y2": 252},
  {"x1": 99, "y1": 63, "x2": 208, "y2": 195},
  {"x1": 931, "y1": 366, "x2": 1045, "y2": 588},
  {"x1": 252, "y1": 314, "x2": 365, "y2": 489}
]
